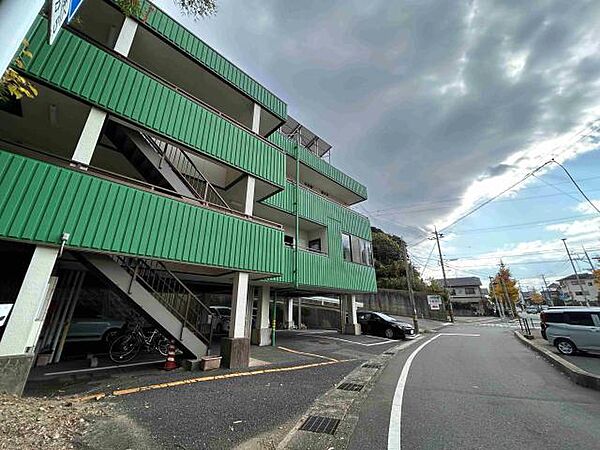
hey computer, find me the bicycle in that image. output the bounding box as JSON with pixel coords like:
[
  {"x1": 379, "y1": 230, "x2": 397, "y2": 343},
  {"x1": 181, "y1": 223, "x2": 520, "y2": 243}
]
[{"x1": 109, "y1": 322, "x2": 170, "y2": 363}]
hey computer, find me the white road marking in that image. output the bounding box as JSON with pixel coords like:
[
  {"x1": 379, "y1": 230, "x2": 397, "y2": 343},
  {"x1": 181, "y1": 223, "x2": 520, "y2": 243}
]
[
  {"x1": 315, "y1": 335, "x2": 397, "y2": 346},
  {"x1": 387, "y1": 332, "x2": 480, "y2": 449},
  {"x1": 44, "y1": 359, "x2": 164, "y2": 376},
  {"x1": 438, "y1": 333, "x2": 481, "y2": 337}
]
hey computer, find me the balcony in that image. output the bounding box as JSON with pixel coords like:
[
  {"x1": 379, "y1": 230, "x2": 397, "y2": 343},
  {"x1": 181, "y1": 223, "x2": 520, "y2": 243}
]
[
  {"x1": 269, "y1": 132, "x2": 368, "y2": 204},
  {"x1": 0, "y1": 149, "x2": 283, "y2": 276},
  {"x1": 20, "y1": 16, "x2": 285, "y2": 196}
]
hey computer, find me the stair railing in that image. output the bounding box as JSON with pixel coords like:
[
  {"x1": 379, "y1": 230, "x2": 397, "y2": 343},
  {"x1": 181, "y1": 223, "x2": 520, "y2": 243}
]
[
  {"x1": 140, "y1": 133, "x2": 231, "y2": 210},
  {"x1": 114, "y1": 256, "x2": 214, "y2": 353}
]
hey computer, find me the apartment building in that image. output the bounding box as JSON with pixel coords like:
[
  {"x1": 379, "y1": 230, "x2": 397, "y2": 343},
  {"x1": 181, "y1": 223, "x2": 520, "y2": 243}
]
[
  {"x1": 557, "y1": 274, "x2": 598, "y2": 306},
  {"x1": 0, "y1": 0, "x2": 376, "y2": 395}
]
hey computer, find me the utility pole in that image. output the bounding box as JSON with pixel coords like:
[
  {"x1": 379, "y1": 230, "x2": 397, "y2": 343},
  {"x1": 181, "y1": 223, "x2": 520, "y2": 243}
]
[
  {"x1": 583, "y1": 246, "x2": 595, "y2": 271},
  {"x1": 499, "y1": 275, "x2": 516, "y2": 319},
  {"x1": 402, "y1": 240, "x2": 419, "y2": 333},
  {"x1": 541, "y1": 274, "x2": 552, "y2": 306},
  {"x1": 562, "y1": 238, "x2": 590, "y2": 307},
  {"x1": 433, "y1": 226, "x2": 454, "y2": 323},
  {"x1": 489, "y1": 276, "x2": 504, "y2": 319}
]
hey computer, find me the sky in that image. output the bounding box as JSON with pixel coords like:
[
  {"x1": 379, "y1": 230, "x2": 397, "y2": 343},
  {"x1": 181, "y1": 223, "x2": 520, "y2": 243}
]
[{"x1": 156, "y1": 0, "x2": 600, "y2": 290}]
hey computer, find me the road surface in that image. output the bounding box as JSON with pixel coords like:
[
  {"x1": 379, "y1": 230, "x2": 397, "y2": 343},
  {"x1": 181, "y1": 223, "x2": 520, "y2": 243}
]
[{"x1": 349, "y1": 322, "x2": 600, "y2": 450}]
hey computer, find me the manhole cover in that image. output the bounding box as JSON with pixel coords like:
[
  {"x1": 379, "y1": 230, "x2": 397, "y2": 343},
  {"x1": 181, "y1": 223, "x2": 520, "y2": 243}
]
[
  {"x1": 299, "y1": 416, "x2": 340, "y2": 435},
  {"x1": 337, "y1": 382, "x2": 364, "y2": 392},
  {"x1": 362, "y1": 363, "x2": 381, "y2": 369}
]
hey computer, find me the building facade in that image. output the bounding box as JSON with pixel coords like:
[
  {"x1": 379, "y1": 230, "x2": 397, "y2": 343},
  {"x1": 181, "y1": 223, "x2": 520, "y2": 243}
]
[
  {"x1": 557, "y1": 274, "x2": 598, "y2": 306},
  {"x1": 437, "y1": 277, "x2": 487, "y2": 315},
  {"x1": 0, "y1": 1, "x2": 376, "y2": 394}
]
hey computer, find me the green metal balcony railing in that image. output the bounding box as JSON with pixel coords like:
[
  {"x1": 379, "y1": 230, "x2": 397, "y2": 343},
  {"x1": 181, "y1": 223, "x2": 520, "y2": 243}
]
[
  {"x1": 137, "y1": 1, "x2": 287, "y2": 121},
  {"x1": 0, "y1": 150, "x2": 283, "y2": 274},
  {"x1": 19, "y1": 17, "x2": 285, "y2": 189},
  {"x1": 262, "y1": 181, "x2": 371, "y2": 240},
  {"x1": 268, "y1": 132, "x2": 368, "y2": 201}
]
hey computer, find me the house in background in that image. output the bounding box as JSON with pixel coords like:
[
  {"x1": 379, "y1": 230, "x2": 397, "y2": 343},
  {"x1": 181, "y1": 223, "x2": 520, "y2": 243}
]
[
  {"x1": 436, "y1": 277, "x2": 487, "y2": 315},
  {"x1": 557, "y1": 274, "x2": 599, "y2": 305}
]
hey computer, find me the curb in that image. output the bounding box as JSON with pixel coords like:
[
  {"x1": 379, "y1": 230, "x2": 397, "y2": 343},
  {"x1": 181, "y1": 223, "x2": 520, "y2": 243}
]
[
  {"x1": 277, "y1": 335, "x2": 431, "y2": 449},
  {"x1": 514, "y1": 331, "x2": 600, "y2": 391}
]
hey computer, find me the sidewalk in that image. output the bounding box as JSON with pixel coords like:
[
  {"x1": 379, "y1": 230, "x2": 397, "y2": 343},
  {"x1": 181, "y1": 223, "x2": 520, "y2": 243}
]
[{"x1": 515, "y1": 330, "x2": 600, "y2": 391}]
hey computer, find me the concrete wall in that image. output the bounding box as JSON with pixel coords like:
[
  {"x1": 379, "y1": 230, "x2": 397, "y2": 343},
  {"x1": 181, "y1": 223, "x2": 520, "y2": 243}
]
[{"x1": 357, "y1": 289, "x2": 448, "y2": 321}]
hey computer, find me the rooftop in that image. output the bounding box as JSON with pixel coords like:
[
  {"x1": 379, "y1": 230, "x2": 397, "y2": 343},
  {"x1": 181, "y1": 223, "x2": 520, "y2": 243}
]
[
  {"x1": 557, "y1": 273, "x2": 594, "y2": 281},
  {"x1": 436, "y1": 277, "x2": 482, "y2": 287}
]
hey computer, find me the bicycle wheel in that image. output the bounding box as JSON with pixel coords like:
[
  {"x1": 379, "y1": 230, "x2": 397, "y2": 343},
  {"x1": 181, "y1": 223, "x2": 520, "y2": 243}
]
[
  {"x1": 109, "y1": 334, "x2": 141, "y2": 363},
  {"x1": 155, "y1": 335, "x2": 170, "y2": 357}
]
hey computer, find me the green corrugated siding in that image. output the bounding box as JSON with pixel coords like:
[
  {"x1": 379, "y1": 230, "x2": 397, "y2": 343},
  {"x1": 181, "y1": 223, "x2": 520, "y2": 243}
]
[
  {"x1": 263, "y1": 182, "x2": 376, "y2": 293},
  {"x1": 268, "y1": 132, "x2": 367, "y2": 200},
  {"x1": 274, "y1": 245, "x2": 376, "y2": 293},
  {"x1": 263, "y1": 181, "x2": 371, "y2": 239},
  {"x1": 0, "y1": 151, "x2": 283, "y2": 274},
  {"x1": 21, "y1": 17, "x2": 285, "y2": 188},
  {"x1": 141, "y1": 2, "x2": 287, "y2": 120}
]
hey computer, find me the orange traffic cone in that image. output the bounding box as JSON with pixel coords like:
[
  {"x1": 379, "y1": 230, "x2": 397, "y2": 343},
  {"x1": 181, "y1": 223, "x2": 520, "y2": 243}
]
[{"x1": 163, "y1": 340, "x2": 177, "y2": 370}]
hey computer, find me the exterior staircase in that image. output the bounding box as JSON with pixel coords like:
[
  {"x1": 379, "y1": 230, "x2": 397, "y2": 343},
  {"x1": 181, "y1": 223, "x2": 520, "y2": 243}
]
[{"x1": 81, "y1": 253, "x2": 213, "y2": 358}]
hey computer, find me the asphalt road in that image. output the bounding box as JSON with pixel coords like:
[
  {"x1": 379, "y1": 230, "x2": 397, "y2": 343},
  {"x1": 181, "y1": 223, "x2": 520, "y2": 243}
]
[{"x1": 349, "y1": 322, "x2": 600, "y2": 450}]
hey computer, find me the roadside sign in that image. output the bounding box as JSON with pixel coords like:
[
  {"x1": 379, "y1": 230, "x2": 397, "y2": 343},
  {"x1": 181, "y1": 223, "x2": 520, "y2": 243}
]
[
  {"x1": 49, "y1": 0, "x2": 70, "y2": 45},
  {"x1": 427, "y1": 295, "x2": 442, "y2": 310},
  {"x1": 49, "y1": 0, "x2": 87, "y2": 45},
  {"x1": 68, "y1": 0, "x2": 85, "y2": 22}
]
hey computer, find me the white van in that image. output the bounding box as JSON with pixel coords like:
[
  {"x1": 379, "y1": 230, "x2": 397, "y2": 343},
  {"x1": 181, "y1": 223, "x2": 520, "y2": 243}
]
[{"x1": 541, "y1": 307, "x2": 600, "y2": 355}]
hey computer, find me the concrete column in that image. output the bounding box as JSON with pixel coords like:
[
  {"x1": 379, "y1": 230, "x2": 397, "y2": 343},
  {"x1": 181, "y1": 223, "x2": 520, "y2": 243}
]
[
  {"x1": 283, "y1": 298, "x2": 294, "y2": 329},
  {"x1": 339, "y1": 295, "x2": 346, "y2": 333},
  {"x1": 344, "y1": 295, "x2": 361, "y2": 335},
  {"x1": 113, "y1": 17, "x2": 138, "y2": 57},
  {"x1": 252, "y1": 286, "x2": 271, "y2": 346},
  {"x1": 0, "y1": 246, "x2": 59, "y2": 395},
  {"x1": 0, "y1": 0, "x2": 44, "y2": 76},
  {"x1": 242, "y1": 175, "x2": 256, "y2": 216},
  {"x1": 221, "y1": 273, "x2": 250, "y2": 368},
  {"x1": 297, "y1": 298, "x2": 302, "y2": 329},
  {"x1": 252, "y1": 103, "x2": 261, "y2": 134},
  {"x1": 71, "y1": 17, "x2": 138, "y2": 165}
]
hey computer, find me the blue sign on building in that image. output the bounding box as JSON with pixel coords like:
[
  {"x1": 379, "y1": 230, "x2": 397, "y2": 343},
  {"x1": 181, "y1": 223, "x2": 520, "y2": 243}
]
[{"x1": 68, "y1": 0, "x2": 86, "y2": 22}]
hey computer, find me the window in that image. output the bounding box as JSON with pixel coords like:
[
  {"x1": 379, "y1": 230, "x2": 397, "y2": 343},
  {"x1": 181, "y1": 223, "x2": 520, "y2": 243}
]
[
  {"x1": 342, "y1": 234, "x2": 352, "y2": 261},
  {"x1": 465, "y1": 287, "x2": 476, "y2": 295},
  {"x1": 341, "y1": 233, "x2": 373, "y2": 266},
  {"x1": 565, "y1": 312, "x2": 594, "y2": 326},
  {"x1": 308, "y1": 238, "x2": 321, "y2": 252},
  {"x1": 284, "y1": 235, "x2": 294, "y2": 247},
  {"x1": 351, "y1": 236, "x2": 361, "y2": 264},
  {"x1": 588, "y1": 282, "x2": 593, "y2": 286},
  {"x1": 544, "y1": 312, "x2": 565, "y2": 323}
]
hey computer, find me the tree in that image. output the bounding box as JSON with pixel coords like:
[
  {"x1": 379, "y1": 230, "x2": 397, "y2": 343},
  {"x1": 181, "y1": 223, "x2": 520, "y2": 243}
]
[
  {"x1": 530, "y1": 290, "x2": 544, "y2": 305},
  {"x1": 116, "y1": 0, "x2": 217, "y2": 20},
  {"x1": 174, "y1": 0, "x2": 217, "y2": 20},
  {"x1": 491, "y1": 262, "x2": 520, "y2": 314},
  {"x1": 371, "y1": 227, "x2": 426, "y2": 291}
]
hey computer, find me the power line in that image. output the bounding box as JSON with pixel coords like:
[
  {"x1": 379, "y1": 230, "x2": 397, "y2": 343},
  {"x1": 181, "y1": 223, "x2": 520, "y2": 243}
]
[{"x1": 550, "y1": 159, "x2": 600, "y2": 215}]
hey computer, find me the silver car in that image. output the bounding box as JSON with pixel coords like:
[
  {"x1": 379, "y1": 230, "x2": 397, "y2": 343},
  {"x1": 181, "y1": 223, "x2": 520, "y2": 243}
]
[{"x1": 542, "y1": 307, "x2": 600, "y2": 355}]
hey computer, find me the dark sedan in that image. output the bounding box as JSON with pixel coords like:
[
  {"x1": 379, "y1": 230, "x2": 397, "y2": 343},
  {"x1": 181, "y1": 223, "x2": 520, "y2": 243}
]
[{"x1": 357, "y1": 311, "x2": 416, "y2": 339}]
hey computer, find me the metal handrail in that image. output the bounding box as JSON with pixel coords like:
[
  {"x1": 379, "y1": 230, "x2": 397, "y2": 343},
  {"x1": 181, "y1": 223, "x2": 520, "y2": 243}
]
[
  {"x1": 115, "y1": 255, "x2": 213, "y2": 346},
  {"x1": 141, "y1": 133, "x2": 231, "y2": 209}
]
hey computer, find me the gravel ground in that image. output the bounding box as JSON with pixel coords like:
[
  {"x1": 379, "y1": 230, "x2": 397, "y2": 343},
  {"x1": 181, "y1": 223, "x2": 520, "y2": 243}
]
[{"x1": 0, "y1": 394, "x2": 109, "y2": 450}]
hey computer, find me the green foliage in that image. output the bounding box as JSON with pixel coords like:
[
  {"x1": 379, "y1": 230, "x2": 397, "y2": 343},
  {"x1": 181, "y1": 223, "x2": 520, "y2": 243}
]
[
  {"x1": 372, "y1": 227, "x2": 427, "y2": 291},
  {"x1": 1, "y1": 39, "x2": 38, "y2": 102},
  {"x1": 173, "y1": 0, "x2": 217, "y2": 20},
  {"x1": 116, "y1": 0, "x2": 216, "y2": 21}
]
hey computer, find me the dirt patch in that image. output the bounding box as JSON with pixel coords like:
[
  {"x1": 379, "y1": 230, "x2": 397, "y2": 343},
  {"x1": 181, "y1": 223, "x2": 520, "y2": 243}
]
[{"x1": 0, "y1": 394, "x2": 109, "y2": 449}]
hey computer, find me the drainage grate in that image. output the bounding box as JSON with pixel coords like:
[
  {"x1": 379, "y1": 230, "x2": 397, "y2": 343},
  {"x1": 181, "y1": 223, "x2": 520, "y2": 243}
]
[
  {"x1": 299, "y1": 415, "x2": 340, "y2": 435},
  {"x1": 383, "y1": 351, "x2": 396, "y2": 355},
  {"x1": 362, "y1": 363, "x2": 382, "y2": 369},
  {"x1": 337, "y1": 382, "x2": 364, "y2": 392}
]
